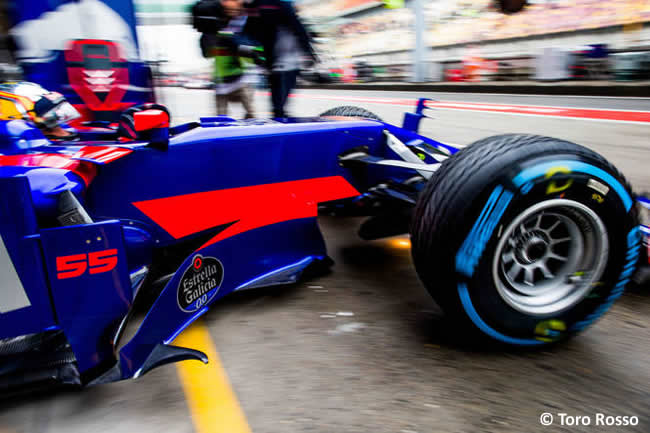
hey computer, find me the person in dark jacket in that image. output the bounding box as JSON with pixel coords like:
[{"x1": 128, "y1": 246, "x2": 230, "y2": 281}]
[{"x1": 193, "y1": 0, "x2": 316, "y2": 118}]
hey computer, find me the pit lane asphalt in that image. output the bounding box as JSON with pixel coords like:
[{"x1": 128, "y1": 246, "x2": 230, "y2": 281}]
[{"x1": 1, "y1": 88, "x2": 648, "y2": 433}]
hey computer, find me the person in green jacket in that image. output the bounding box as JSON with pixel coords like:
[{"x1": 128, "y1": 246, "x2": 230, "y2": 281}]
[{"x1": 200, "y1": 0, "x2": 255, "y2": 118}]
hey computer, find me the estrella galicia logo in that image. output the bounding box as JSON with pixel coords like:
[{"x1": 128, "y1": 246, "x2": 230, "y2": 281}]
[{"x1": 177, "y1": 255, "x2": 224, "y2": 312}]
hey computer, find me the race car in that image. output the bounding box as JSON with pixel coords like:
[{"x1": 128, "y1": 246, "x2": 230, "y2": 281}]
[{"x1": 0, "y1": 89, "x2": 648, "y2": 394}]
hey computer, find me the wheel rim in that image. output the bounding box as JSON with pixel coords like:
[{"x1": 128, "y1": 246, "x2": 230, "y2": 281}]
[{"x1": 492, "y1": 199, "x2": 609, "y2": 316}]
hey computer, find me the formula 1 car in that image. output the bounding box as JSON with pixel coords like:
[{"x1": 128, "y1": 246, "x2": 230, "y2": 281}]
[{"x1": 1, "y1": 99, "x2": 649, "y2": 393}]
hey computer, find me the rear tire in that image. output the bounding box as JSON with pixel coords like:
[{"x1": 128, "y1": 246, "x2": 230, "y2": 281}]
[
  {"x1": 411, "y1": 134, "x2": 640, "y2": 346},
  {"x1": 319, "y1": 106, "x2": 382, "y2": 121}
]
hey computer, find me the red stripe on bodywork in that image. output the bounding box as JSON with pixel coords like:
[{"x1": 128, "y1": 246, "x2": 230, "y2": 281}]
[
  {"x1": 132, "y1": 176, "x2": 360, "y2": 248},
  {"x1": 72, "y1": 146, "x2": 133, "y2": 163},
  {"x1": 0, "y1": 153, "x2": 97, "y2": 185},
  {"x1": 0, "y1": 146, "x2": 132, "y2": 185}
]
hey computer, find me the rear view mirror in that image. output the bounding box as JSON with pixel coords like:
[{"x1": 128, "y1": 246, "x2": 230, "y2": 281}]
[
  {"x1": 134, "y1": 109, "x2": 170, "y2": 150},
  {"x1": 118, "y1": 104, "x2": 170, "y2": 149},
  {"x1": 133, "y1": 109, "x2": 169, "y2": 132}
]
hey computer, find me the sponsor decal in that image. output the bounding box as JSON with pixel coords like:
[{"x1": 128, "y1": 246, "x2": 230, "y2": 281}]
[
  {"x1": 177, "y1": 255, "x2": 224, "y2": 312},
  {"x1": 592, "y1": 193, "x2": 605, "y2": 204},
  {"x1": 545, "y1": 166, "x2": 573, "y2": 195},
  {"x1": 456, "y1": 185, "x2": 514, "y2": 278},
  {"x1": 512, "y1": 160, "x2": 633, "y2": 211},
  {"x1": 56, "y1": 248, "x2": 117, "y2": 279},
  {"x1": 534, "y1": 319, "x2": 566, "y2": 342}
]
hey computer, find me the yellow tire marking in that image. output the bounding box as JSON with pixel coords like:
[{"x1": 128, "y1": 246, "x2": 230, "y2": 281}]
[
  {"x1": 174, "y1": 321, "x2": 252, "y2": 433},
  {"x1": 545, "y1": 166, "x2": 573, "y2": 195}
]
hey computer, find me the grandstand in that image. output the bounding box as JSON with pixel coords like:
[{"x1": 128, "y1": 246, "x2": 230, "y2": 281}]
[{"x1": 300, "y1": 0, "x2": 650, "y2": 80}]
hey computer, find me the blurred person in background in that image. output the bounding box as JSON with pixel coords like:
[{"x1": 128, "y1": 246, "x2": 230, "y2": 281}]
[
  {"x1": 252, "y1": 0, "x2": 317, "y2": 118},
  {"x1": 198, "y1": 0, "x2": 256, "y2": 118},
  {"x1": 193, "y1": 0, "x2": 317, "y2": 118}
]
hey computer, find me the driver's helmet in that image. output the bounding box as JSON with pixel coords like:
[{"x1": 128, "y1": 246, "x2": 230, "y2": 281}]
[{"x1": 0, "y1": 81, "x2": 80, "y2": 139}]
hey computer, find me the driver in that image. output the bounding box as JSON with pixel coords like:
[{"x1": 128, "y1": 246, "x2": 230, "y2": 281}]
[{"x1": 0, "y1": 81, "x2": 80, "y2": 140}]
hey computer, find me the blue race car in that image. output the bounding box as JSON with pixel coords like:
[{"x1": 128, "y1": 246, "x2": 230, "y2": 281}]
[{"x1": 1, "y1": 93, "x2": 648, "y2": 393}]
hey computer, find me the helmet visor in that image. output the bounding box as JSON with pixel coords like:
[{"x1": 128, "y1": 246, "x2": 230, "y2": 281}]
[{"x1": 33, "y1": 93, "x2": 80, "y2": 129}]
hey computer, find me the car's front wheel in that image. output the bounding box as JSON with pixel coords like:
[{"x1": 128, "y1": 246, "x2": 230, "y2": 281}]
[{"x1": 411, "y1": 134, "x2": 640, "y2": 346}]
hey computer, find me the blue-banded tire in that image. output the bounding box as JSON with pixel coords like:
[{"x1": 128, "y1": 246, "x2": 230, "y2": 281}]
[{"x1": 411, "y1": 134, "x2": 640, "y2": 347}]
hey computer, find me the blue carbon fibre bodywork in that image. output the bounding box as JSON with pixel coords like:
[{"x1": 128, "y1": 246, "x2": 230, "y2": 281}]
[
  {"x1": 87, "y1": 120, "x2": 386, "y2": 241},
  {"x1": 0, "y1": 120, "x2": 51, "y2": 152},
  {"x1": 118, "y1": 218, "x2": 328, "y2": 379},
  {"x1": 0, "y1": 167, "x2": 87, "y2": 218},
  {"x1": 0, "y1": 177, "x2": 57, "y2": 339},
  {"x1": 0, "y1": 109, "x2": 456, "y2": 383},
  {"x1": 40, "y1": 221, "x2": 133, "y2": 372},
  {"x1": 1, "y1": 98, "x2": 647, "y2": 382}
]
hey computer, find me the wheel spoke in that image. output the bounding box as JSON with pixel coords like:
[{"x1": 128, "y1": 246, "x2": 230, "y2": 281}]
[
  {"x1": 548, "y1": 252, "x2": 568, "y2": 262},
  {"x1": 492, "y1": 199, "x2": 608, "y2": 316},
  {"x1": 537, "y1": 262, "x2": 554, "y2": 279},
  {"x1": 524, "y1": 267, "x2": 535, "y2": 286},
  {"x1": 501, "y1": 251, "x2": 515, "y2": 264},
  {"x1": 546, "y1": 219, "x2": 561, "y2": 234},
  {"x1": 518, "y1": 224, "x2": 527, "y2": 236},
  {"x1": 507, "y1": 263, "x2": 523, "y2": 280}
]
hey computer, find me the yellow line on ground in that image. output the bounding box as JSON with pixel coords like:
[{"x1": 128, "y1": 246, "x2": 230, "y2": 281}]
[{"x1": 174, "y1": 321, "x2": 252, "y2": 433}]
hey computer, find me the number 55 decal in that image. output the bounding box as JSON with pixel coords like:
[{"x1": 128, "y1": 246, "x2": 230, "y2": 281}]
[{"x1": 56, "y1": 249, "x2": 118, "y2": 279}]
